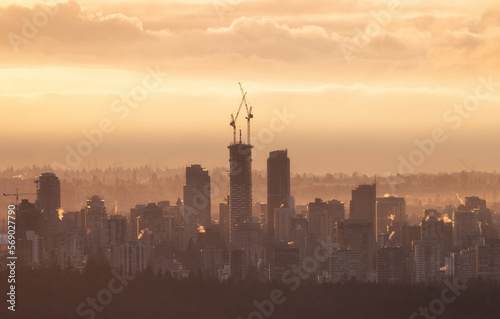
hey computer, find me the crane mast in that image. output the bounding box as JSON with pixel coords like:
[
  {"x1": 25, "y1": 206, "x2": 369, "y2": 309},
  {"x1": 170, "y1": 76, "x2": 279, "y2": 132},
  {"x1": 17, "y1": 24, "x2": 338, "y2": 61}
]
[
  {"x1": 229, "y1": 83, "x2": 254, "y2": 145},
  {"x1": 3, "y1": 188, "x2": 36, "y2": 206}
]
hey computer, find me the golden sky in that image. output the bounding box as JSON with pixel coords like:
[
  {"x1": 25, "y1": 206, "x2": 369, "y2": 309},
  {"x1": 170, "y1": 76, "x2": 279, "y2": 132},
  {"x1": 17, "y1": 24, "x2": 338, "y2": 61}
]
[{"x1": 1, "y1": 0, "x2": 500, "y2": 174}]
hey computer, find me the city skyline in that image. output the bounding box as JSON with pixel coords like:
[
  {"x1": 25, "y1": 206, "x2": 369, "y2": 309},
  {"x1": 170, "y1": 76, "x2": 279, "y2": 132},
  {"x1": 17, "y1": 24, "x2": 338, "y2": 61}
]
[
  {"x1": 2, "y1": 1, "x2": 500, "y2": 318},
  {"x1": 2, "y1": 0, "x2": 500, "y2": 174}
]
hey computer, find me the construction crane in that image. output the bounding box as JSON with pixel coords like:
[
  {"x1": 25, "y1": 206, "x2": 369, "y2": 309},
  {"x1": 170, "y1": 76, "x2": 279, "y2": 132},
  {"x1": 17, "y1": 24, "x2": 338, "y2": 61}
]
[
  {"x1": 230, "y1": 92, "x2": 247, "y2": 145},
  {"x1": 238, "y1": 82, "x2": 253, "y2": 145},
  {"x1": 3, "y1": 188, "x2": 36, "y2": 206}
]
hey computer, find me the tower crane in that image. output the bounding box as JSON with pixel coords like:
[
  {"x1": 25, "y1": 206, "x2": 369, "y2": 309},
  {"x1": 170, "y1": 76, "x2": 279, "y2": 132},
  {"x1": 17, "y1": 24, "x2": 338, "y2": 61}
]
[
  {"x1": 238, "y1": 82, "x2": 253, "y2": 145},
  {"x1": 230, "y1": 92, "x2": 247, "y2": 145},
  {"x1": 3, "y1": 188, "x2": 36, "y2": 206}
]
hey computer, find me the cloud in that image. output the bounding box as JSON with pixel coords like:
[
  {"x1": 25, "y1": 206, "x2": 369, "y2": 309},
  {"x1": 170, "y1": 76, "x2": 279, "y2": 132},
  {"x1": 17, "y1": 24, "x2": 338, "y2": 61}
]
[{"x1": 0, "y1": 0, "x2": 499, "y2": 83}]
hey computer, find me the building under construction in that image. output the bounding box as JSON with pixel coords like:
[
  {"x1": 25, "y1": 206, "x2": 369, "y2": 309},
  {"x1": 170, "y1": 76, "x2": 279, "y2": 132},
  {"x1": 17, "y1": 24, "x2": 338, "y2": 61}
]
[{"x1": 228, "y1": 83, "x2": 254, "y2": 247}]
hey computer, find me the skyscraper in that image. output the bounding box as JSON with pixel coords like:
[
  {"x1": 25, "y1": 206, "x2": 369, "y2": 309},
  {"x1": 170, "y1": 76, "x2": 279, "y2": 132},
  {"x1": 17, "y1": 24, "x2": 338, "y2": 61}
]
[
  {"x1": 228, "y1": 142, "x2": 253, "y2": 246},
  {"x1": 183, "y1": 164, "x2": 211, "y2": 228},
  {"x1": 376, "y1": 196, "x2": 406, "y2": 237},
  {"x1": 267, "y1": 150, "x2": 290, "y2": 241},
  {"x1": 16, "y1": 199, "x2": 43, "y2": 240},
  {"x1": 35, "y1": 172, "x2": 61, "y2": 223},
  {"x1": 350, "y1": 182, "x2": 376, "y2": 272},
  {"x1": 350, "y1": 182, "x2": 376, "y2": 225},
  {"x1": 85, "y1": 195, "x2": 107, "y2": 248},
  {"x1": 308, "y1": 198, "x2": 344, "y2": 245}
]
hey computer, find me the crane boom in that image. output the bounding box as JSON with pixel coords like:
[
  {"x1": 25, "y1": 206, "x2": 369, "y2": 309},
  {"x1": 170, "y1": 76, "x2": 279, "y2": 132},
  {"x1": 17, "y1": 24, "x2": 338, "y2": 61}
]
[
  {"x1": 3, "y1": 188, "x2": 36, "y2": 206},
  {"x1": 238, "y1": 82, "x2": 254, "y2": 144},
  {"x1": 230, "y1": 93, "x2": 247, "y2": 144}
]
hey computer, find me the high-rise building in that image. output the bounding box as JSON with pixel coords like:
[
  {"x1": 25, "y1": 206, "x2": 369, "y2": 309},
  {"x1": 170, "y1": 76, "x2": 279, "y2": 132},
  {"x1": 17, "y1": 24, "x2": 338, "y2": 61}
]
[
  {"x1": 116, "y1": 241, "x2": 150, "y2": 275},
  {"x1": 267, "y1": 150, "x2": 290, "y2": 241},
  {"x1": 219, "y1": 196, "x2": 230, "y2": 247},
  {"x1": 102, "y1": 215, "x2": 127, "y2": 247},
  {"x1": 35, "y1": 173, "x2": 61, "y2": 217},
  {"x1": 376, "y1": 196, "x2": 406, "y2": 238},
  {"x1": 228, "y1": 142, "x2": 253, "y2": 246},
  {"x1": 85, "y1": 195, "x2": 107, "y2": 247},
  {"x1": 421, "y1": 213, "x2": 445, "y2": 263},
  {"x1": 464, "y1": 196, "x2": 487, "y2": 211},
  {"x1": 350, "y1": 183, "x2": 376, "y2": 229},
  {"x1": 129, "y1": 204, "x2": 145, "y2": 240},
  {"x1": 233, "y1": 221, "x2": 264, "y2": 267},
  {"x1": 184, "y1": 164, "x2": 211, "y2": 228},
  {"x1": 453, "y1": 209, "x2": 480, "y2": 249},
  {"x1": 137, "y1": 203, "x2": 164, "y2": 234},
  {"x1": 308, "y1": 198, "x2": 344, "y2": 245},
  {"x1": 336, "y1": 219, "x2": 372, "y2": 275},
  {"x1": 35, "y1": 173, "x2": 61, "y2": 236},
  {"x1": 376, "y1": 246, "x2": 408, "y2": 284},
  {"x1": 230, "y1": 249, "x2": 249, "y2": 281},
  {"x1": 270, "y1": 246, "x2": 300, "y2": 281},
  {"x1": 16, "y1": 199, "x2": 43, "y2": 240},
  {"x1": 329, "y1": 249, "x2": 367, "y2": 283},
  {"x1": 476, "y1": 243, "x2": 500, "y2": 281},
  {"x1": 274, "y1": 207, "x2": 295, "y2": 242},
  {"x1": 60, "y1": 231, "x2": 87, "y2": 270},
  {"x1": 18, "y1": 230, "x2": 44, "y2": 268},
  {"x1": 414, "y1": 241, "x2": 441, "y2": 283},
  {"x1": 454, "y1": 248, "x2": 477, "y2": 284},
  {"x1": 350, "y1": 183, "x2": 376, "y2": 272}
]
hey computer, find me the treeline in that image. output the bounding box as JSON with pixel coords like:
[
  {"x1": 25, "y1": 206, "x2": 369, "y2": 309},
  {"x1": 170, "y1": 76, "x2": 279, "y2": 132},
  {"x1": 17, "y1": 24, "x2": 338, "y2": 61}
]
[
  {"x1": 1, "y1": 265, "x2": 499, "y2": 319},
  {"x1": 2, "y1": 165, "x2": 500, "y2": 222}
]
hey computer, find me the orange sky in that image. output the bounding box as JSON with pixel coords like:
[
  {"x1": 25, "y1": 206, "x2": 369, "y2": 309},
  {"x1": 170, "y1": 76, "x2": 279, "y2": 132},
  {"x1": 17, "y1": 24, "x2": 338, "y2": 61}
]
[{"x1": 1, "y1": 0, "x2": 500, "y2": 174}]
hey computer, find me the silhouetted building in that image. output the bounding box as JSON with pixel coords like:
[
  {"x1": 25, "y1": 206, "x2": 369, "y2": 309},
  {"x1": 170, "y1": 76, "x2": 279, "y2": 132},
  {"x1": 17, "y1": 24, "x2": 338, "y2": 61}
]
[
  {"x1": 270, "y1": 246, "x2": 299, "y2": 281},
  {"x1": 16, "y1": 199, "x2": 43, "y2": 240},
  {"x1": 454, "y1": 248, "x2": 477, "y2": 284},
  {"x1": 376, "y1": 196, "x2": 406, "y2": 239},
  {"x1": 230, "y1": 249, "x2": 249, "y2": 281},
  {"x1": 476, "y1": 243, "x2": 500, "y2": 281},
  {"x1": 17, "y1": 230, "x2": 44, "y2": 268},
  {"x1": 115, "y1": 241, "x2": 150, "y2": 275},
  {"x1": 267, "y1": 150, "x2": 290, "y2": 242},
  {"x1": 453, "y1": 209, "x2": 480, "y2": 249},
  {"x1": 414, "y1": 241, "x2": 441, "y2": 284},
  {"x1": 102, "y1": 215, "x2": 127, "y2": 247},
  {"x1": 350, "y1": 183, "x2": 376, "y2": 271},
  {"x1": 329, "y1": 249, "x2": 367, "y2": 283},
  {"x1": 184, "y1": 164, "x2": 211, "y2": 228},
  {"x1": 129, "y1": 204, "x2": 145, "y2": 240},
  {"x1": 337, "y1": 219, "x2": 372, "y2": 278},
  {"x1": 35, "y1": 172, "x2": 61, "y2": 219},
  {"x1": 234, "y1": 221, "x2": 263, "y2": 267},
  {"x1": 465, "y1": 196, "x2": 487, "y2": 211},
  {"x1": 402, "y1": 225, "x2": 421, "y2": 251},
  {"x1": 376, "y1": 246, "x2": 408, "y2": 284},
  {"x1": 274, "y1": 207, "x2": 295, "y2": 242},
  {"x1": 85, "y1": 195, "x2": 107, "y2": 252},
  {"x1": 219, "y1": 196, "x2": 230, "y2": 247},
  {"x1": 308, "y1": 198, "x2": 344, "y2": 245},
  {"x1": 35, "y1": 173, "x2": 61, "y2": 242},
  {"x1": 59, "y1": 230, "x2": 86, "y2": 270},
  {"x1": 421, "y1": 212, "x2": 445, "y2": 263},
  {"x1": 228, "y1": 142, "x2": 253, "y2": 246}
]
